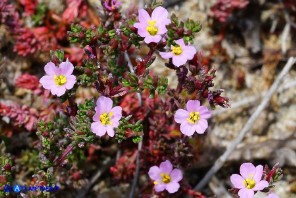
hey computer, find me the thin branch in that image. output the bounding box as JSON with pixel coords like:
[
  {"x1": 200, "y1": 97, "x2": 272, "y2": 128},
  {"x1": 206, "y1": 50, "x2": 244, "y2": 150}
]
[
  {"x1": 75, "y1": 158, "x2": 113, "y2": 198},
  {"x1": 213, "y1": 79, "x2": 296, "y2": 116},
  {"x1": 124, "y1": 51, "x2": 144, "y2": 198},
  {"x1": 194, "y1": 57, "x2": 296, "y2": 191}
]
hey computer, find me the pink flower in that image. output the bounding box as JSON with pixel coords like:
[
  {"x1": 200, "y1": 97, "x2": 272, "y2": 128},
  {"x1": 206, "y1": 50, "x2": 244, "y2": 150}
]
[
  {"x1": 159, "y1": 38, "x2": 196, "y2": 67},
  {"x1": 266, "y1": 193, "x2": 279, "y2": 198},
  {"x1": 91, "y1": 96, "x2": 122, "y2": 137},
  {"x1": 134, "y1": 6, "x2": 170, "y2": 44},
  {"x1": 148, "y1": 160, "x2": 182, "y2": 194},
  {"x1": 230, "y1": 163, "x2": 269, "y2": 198},
  {"x1": 174, "y1": 100, "x2": 211, "y2": 136},
  {"x1": 104, "y1": 0, "x2": 122, "y2": 11},
  {"x1": 39, "y1": 61, "x2": 76, "y2": 97}
]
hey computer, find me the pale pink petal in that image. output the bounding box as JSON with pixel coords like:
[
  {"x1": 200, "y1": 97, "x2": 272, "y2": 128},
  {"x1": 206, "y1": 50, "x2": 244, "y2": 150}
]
[
  {"x1": 159, "y1": 51, "x2": 173, "y2": 59},
  {"x1": 175, "y1": 39, "x2": 185, "y2": 47},
  {"x1": 266, "y1": 193, "x2": 279, "y2": 198},
  {"x1": 238, "y1": 188, "x2": 254, "y2": 198},
  {"x1": 138, "y1": 9, "x2": 150, "y2": 24},
  {"x1": 174, "y1": 109, "x2": 189, "y2": 123},
  {"x1": 195, "y1": 119, "x2": 208, "y2": 133},
  {"x1": 159, "y1": 160, "x2": 173, "y2": 174},
  {"x1": 157, "y1": 25, "x2": 168, "y2": 34},
  {"x1": 135, "y1": 27, "x2": 149, "y2": 37},
  {"x1": 154, "y1": 184, "x2": 165, "y2": 192},
  {"x1": 110, "y1": 106, "x2": 122, "y2": 118},
  {"x1": 165, "y1": 182, "x2": 180, "y2": 193},
  {"x1": 180, "y1": 122, "x2": 195, "y2": 136},
  {"x1": 148, "y1": 166, "x2": 161, "y2": 180},
  {"x1": 240, "y1": 163, "x2": 256, "y2": 179},
  {"x1": 186, "y1": 100, "x2": 201, "y2": 112},
  {"x1": 183, "y1": 46, "x2": 196, "y2": 60},
  {"x1": 106, "y1": 126, "x2": 115, "y2": 137},
  {"x1": 59, "y1": 61, "x2": 74, "y2": 75},
  {"x1": 55, "y1": 86, "x2": 66, "y2": 97},
  {"x1": 91, "y1": 122, "x2": 107, "y2": 136},
  {"x1": 230, "y1": 174, "x2": 245, "y2": 189},
  {"x1": 144, "y1": 35, "x2": 161, "y2": 44},
  {"x1": 111, "y1": 120, "x2": 120, "y2": 128},
  {"x1": 96, "y1": 96, "x2": 113, "y2": 113},
  {"x1": 40, "y1": 76, "x2": 55, "y2": 89},
  {"x1": 172, "y1": 55, "x2": 187, "y2": 67},
  {"x1": 44, "y1": 62, "x2": 57, "y2": 75},
  {"x1": 253, "y1": 165, "x2": 263, "y2": 182},
  {"x1": 170, "y1": 169, "x2": 183, "y2": 182},
  {"x1": 50, "y1": 86, "x2": 59, "y2": 95},
  {"x1": 64, "y1": 75, "x2": 76, "y2": 89},
  {"x1": 92, "y1": 112, "x2": 100, "y2": 122},
  {"x1": 151, "y1": 6, "x2": 168, "y2": 21},
  {"x1": 194, "y1": 123, "x2": 207, "y2": 134},
  {"x1": 199, "y1": 106, "x2": 211, "y2": 119},
  {"x1": 253, "y1": 180, "x2": 268, "y2": 191}
]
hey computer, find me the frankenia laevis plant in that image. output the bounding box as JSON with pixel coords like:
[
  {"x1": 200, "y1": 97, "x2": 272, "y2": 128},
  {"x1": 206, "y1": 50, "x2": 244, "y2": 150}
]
[
  {"x1": 134, "y1": 6, "x2": 170, "y2": 44},
  {"x1": 160, "y1": 38, "x2": 196, "y2": 67},
  {"x1": 39, "y1": 61, "x2": 76, "y2": 96},
  {"x1": 148, "y1": 160, "x2": 183, "y2": 193},
  {"x1": 230, "y1": 163, "x2": 269, "y2": 198},
  {"x1": 91, "y1": 96, "x2": 122, "y2": 137},
  {"x1": 174, "y1": 100, "x2": 211, "y2": 136}
]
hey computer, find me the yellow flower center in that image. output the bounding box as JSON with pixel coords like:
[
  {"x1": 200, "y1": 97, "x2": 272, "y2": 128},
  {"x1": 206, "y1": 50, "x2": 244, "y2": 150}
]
[
  {"x1": 146, "y1": 20, "x2": 158, "y2": 36},
  {"x1": 100, "y1": 112, "x2": 113, "y2": 125},
  {"x1": 160, "y1": 173, "x2": 171, "y2": 184},
  {"x1": 172, "y1": 45, "x2": 183, "y2": 55},
  {"x1": 243, "y1": 175, "x2": 256, "y2": 189},
  {"x1": 54, "y1": 75, "x2": 67, "y2": 86},
  {"x1": 187, "y1": 112, "x2": 200, "y2": 124}
]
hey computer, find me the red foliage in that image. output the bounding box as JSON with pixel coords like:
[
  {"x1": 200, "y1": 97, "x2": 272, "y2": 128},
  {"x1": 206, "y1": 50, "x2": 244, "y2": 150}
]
[
  {"x1": 20, "y1": 0, "x2": 37, "y2": 16},
  {"x1": 15, "y1": 73, "x2": 40, "y2": 91},
  {"x1": 211, "y1": 0, "x2": 249, "y2": 22}
]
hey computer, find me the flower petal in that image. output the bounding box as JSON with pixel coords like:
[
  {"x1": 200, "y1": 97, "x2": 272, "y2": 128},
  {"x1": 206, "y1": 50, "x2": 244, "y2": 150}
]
[
  {"x1": 44, "y1": 62, "x2": 57, "y2": 75},
  {"x1": 135, "y1": 26, "x2": 149, "y2": 37},
  {"x1": 91, "y1": 122, "x2": 107, "y2": 136},
  {"x1": 240, "y1": 163, "x2": 256, "y2": 179},
  {"x1": 199, "y1": 106, "x2": 211, "y2": 119},
  {"x1": 230, "y1": 174, "x2": 245, "y2": 189},
  {"x1": 148, "y1": 166, "x2": 161, "y2": 180},
  {"x1": 144, "y1": 35, "x2": 161, "y2": 44},
  {"x1": 174, "y1": 109, "x2": 189, "y2": 123},
  {"x1": 165, "y1": 182, "x2": 180, "y2": 194},
  {"x1": 96, "y1": 96, "x2": 113, "y2": 114},
  {"x1": 253, "y1": 180, "x2": 268, "y2": 191},
  {"x1": 110, "y1": 106, "x2": 122, "y2": 119},
  {"x1": 106, "y1": 126, "x2": 115, "y2": 137},
  {"x1": 172, "y1": 54, "x2": 187, "y2": 67},
  {"x1": 65, "y1": 75, "x2": 76, "y2": 89},
  {"x1": 59, "y1": 61, "x2": 74, "y2": 75},
  {"x1": 55, "y1": 86, "x2": 66, "y2": 97},
  {"x1": 253, "y1": 165, "x2": 263, "y2": 182},
  {"x1": 180, "y1": 122, "x2": 195, "y2": 136},
  {"x1": 195, "y1": 119, "x2": 208, "y2": 134},
  {"x1": 183, "y1": 46, "x2": 196, "y2": 60},
  {"x1": 152, "y1": 6, "x2": 168, "y2": 22},
  {"x1": 40, "y1": 76, "x2": 55, "y2": 89},
  {"x1": 159, "y1": 51, "x2": 173, "y2": 59},
  {"x1": 186, "y1": 100, "x2": 201, "y2": 112},
  {"x1": 159, "y1": 160, "x2": 173, "y2": 174},
  {"x1": 138, "y1": 9, "x2": 150, "y2": 24},
  {"x1": 154, "y1": 184, "x2": 165, "y2": 192},
  {"x1": 238, "y1": 188, "x2": 254, "y2": 198},
  {"x1": 170, "y1": 169, "x2": 183, "y2": 182},
  {"x1": 175, "y1": 39, "x2": 185, "y2": 47}
]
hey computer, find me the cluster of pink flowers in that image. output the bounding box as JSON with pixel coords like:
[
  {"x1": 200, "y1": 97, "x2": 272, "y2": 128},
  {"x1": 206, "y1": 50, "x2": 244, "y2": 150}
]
[{"x1": 134, "y1": 6, "x2": 196, "y2": 68}]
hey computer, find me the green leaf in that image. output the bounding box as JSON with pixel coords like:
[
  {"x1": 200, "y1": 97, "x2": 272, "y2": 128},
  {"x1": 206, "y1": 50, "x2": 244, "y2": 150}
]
[{"x1": 132, "y1": 136, "x2": 142, "y2": 143}]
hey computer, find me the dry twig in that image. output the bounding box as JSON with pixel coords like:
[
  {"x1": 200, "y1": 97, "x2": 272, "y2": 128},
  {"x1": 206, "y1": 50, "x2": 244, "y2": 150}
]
[{"x1": 194, "y1": 57, "x2": 296, "y2": 190}]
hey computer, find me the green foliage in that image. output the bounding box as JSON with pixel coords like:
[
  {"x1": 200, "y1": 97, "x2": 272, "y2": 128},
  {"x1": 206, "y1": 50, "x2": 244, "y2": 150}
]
[
  {"x1": 115, "y1": 116, "x2": 143, "y2": 143},
  {"x1": 32, "y1": 3, "x2": 47, "y2": 26}
]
